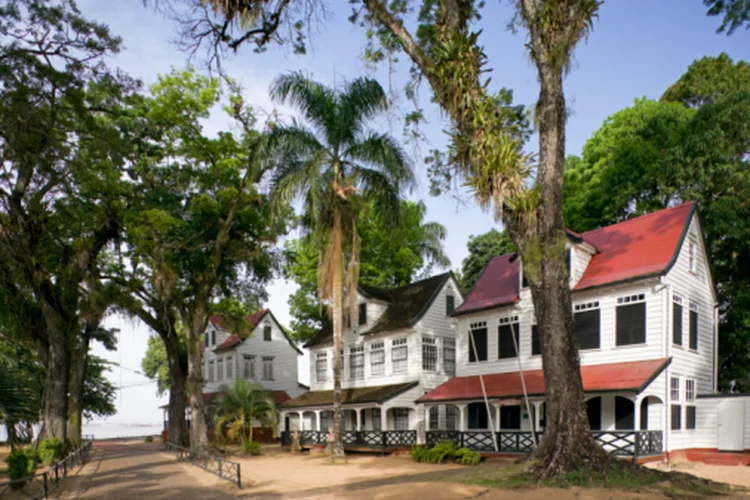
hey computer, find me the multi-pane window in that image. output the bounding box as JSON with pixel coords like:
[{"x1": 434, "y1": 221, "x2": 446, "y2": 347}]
[
  {"x1": 349, "y1": 346, "x2": 365, "y2": 380},
  {"x1": 428, "y1": 406, "x2": 439, "y2": 429},
  {"x1": 392, "y1": 338, "x2": 408, "y2": 374},
  {"x1": 208, "y1": 360, "x2": 215, "y2": 382},
  {"x1": 370, "y1": 342, "x2": 385, "y2": 376},
  {"x1": 673, "y1": 295, "x2": 683, "y2": 346},
  {"x1": 688, "y1": 240, "x2": 697, "y2": 274},
  {"x1": 393, "y1": 408, "x2": 409, "y2": 430},
  {"x1": 446, "y1": 295, "x2": 455, "y2": 315},
  {"x1": 671, "y1": 404, "x2": 682, "y2": 430},
  {"x1": 443, "y1": 339, "x2": 456, "y2": 375},
  {"x1": 263, "y1": 325, "x2": 272, "y2": 341},
  {"x1": 531, "y1": 324, "x2": 541, "y2": 356},
  {"x1": 262, "y1": 356, "x2": 274, "y2": 380},
  {"x1": 689, "y1": 303, "x2": 698, "y2": 350},
  {"x1": 671, "y1": 377, "x2": 680, "y2": 401},
  {"x1": 574, "y1": 302, "x2": 600, "y2": 350},
  {"x1": 498, "y1": 316, "x2": 519, "y2": 359},
  {"x1": 226, "y1": 356, "x2": 234, "y2": 379},
  {"x1": 359, "y1": 303, "x2": 367, "y2": 325},
  {"x1": 217, "y1": 358, "x2": 224, "y2": 381},
  {"x1": 422, "y1": 337, "x2": 438, "y2": 371},
  {"x1": 315, "y1": 352, "x2": 328, "y2": 382},
  {"x1": 372, "y1": 408, "x2": 382, "y2": 431},
  {"x1": 685, "y1": 379, "x2": 696, "y2": 429},
  {"x1": 243, "y1": 355, "x2": 255, "y2": 379},
  {"x1": 211, "y1": 330, "x2": 216, "y2": 346},
  {"x1": 616, "y1": 294, "x2": 646, "y2": 346},
  {"x1": 468, "y1": 321, "x2": 488, "y2": 362},
  {"x1": 445, "y1": 406, "x2": 458, "y2": 430}
]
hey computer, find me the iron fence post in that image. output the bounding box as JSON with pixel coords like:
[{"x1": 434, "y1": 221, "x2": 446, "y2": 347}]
[
  {"x1": 42, "y1": 472, "x2": 48, "y2": 498},
  {"x1": 218, "y1": 457, "x2": 223, "y2": 479},
  {"x1": 236, "y1": 463, "x2": 241, "y2": 488}
]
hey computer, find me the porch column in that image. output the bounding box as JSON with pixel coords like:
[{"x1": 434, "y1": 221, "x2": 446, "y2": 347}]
[
  {"x1": 357, "y1": 408, "x2": 363, "y2": 431},
  {"x1": 381, "y1": 407, "x2": 388, "y2": 430},
  {"x1": 279, "y1": 412, "x2": 287, "y2": 431},
  {"x1": 457, "y1": 404, "x2": 467, "y2": 431},
  {"x1": 315, "y1": 410, "x2": 322, "y2": 431},
  {"x1": 297, "y1": 411, "x2": 304, "y2": 430},
  {"x1": 495, "y1": 404, "x2": 501, "y2": 431},
  {"x1": 634, "y1": 396, "x2": 642, "y2": 431}
]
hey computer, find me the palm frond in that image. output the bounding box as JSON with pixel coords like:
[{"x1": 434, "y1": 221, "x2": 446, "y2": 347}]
[
  {"x1": 349, "y1": 165, "x2": 401, "y2": 229},
  {"x1": 337, "y1": 77, "x2": 389, "y2": 144},
  {"x1": 270, "y1": 72, "x2": 337, "y2": 144},
  {"x1": 344, "y1": 131, "x2": 415, "y2": 193}
]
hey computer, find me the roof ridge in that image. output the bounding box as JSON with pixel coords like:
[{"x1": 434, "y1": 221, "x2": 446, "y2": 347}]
[
  {"x1": 371, "y1": 270, "x2": 451, "y2": 293},
  {"x1": 582, "y1": 201, "x2": 694, "y2": 236}
]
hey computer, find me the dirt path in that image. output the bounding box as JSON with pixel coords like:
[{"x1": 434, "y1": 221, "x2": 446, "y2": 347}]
[{"x1": 55, "y1": 440, "x2": 238, "y2": 499}]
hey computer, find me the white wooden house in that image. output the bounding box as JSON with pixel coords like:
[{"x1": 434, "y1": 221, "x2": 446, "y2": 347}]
[
  {"x1": 279, "y1": 272, "x2": 463, "y2": 449},
  {"x1": 418, "y1": 202, "x2": 749, "y2": 461}
]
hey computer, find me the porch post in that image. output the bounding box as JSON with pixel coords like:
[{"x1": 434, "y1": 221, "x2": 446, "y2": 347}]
[
  {"x1": 381, "y1": 407, "x2": 388, "y2": 430},
  {"x1": 495, "y1": 403, "x2": 501, "y2": 432},
  {"x1": 357, "y1": 408, "x2": 363, "y2": 431},
  {"x1": 457, "y1": 404, "x2": 467, "y2": 431},
  {"x1": 533, "y1": 401, "x2": 542, "y2": 432},
  {"x1": 634, "y1": 396, "x2": 642, "y2": 431},
  {"x1": 315, "y1": 410, "x2": 321, "y2": 431},
  {"x1": 297, "y1": 411, "x2": 304, "y2": 430}
]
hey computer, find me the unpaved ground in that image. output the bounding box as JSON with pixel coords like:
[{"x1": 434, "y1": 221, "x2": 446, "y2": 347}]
[{"x1": 647, "y1": 460, "x2": 750, "y2": 489}]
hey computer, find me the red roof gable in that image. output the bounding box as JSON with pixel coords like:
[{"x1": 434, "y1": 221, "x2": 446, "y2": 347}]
[
  {"x1": 455, "y1": 202, "x2": 696, "y2": 315},
  {"x1": 417, "y1": 358, "x2": 671, "y2": 403},
  {"x1": 212, "y1": 310, "x2": 268, "y2": 353}
]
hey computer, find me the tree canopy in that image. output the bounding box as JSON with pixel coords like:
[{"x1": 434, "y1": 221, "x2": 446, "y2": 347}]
[{"x1": 458, "y1": 229, "x2": 516, "y2": 293}]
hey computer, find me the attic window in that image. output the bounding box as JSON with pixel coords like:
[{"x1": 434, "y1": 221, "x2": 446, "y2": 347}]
[
  {"x1": 688, "y1": 239, "x2": 697, "y2": 274},
  {"x1": 211, "y1": 330, "x2": 216, "y2": 346},
  {"x1": 263, "y1": 325, "x2": 272, "y2": 341},
  {"x1": 446, "y1": 295, "x2": 455, "y2": 315},
  {"x1": 358, "y1": 303, "x2": 367, "y2": 325}
]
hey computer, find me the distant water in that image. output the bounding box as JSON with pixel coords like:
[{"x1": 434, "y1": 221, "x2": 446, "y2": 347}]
[{"x1": 82, "y1": 422, "x2": 163, "y2": 439}]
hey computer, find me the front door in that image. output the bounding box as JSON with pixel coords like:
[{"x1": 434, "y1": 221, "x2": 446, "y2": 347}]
[{"x1": 717, "y1": 400, "x2": 745, "y2": 451}]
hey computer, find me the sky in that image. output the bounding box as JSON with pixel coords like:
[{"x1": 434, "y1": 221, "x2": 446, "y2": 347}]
[{"x1": 78, "y1": 0, "x2": 750, "y2": 428}]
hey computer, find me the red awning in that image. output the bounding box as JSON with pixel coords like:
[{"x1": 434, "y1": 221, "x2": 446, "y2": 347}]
[{"x1": 417, "y1": 358, "x2": 671, "y2": 403}]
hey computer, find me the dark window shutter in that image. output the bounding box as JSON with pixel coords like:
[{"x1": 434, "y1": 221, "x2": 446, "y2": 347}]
[
  {"x1": 500, "y1": 405, "x2": 521, "y2": 429},
  {"x1": 586, "y1": 397, "x2": 601, "y2": 431},
  {"x1": 264, "y1": 325, "x2": 272, "y2": 341},
  {"x1": 446, "y1": 295, "x2": 455, "y2": 315},
  {"x1": 686, "y1": 406, "x2": 696, "y2": 429},
  {"x1": 673, "y1": 303, "x2": 683, "y2": 345},
  {"x1": 574, "y1": 310, "x2": 600, "y2": 350},
  {"x1": 614, "y1": 397, "x2": 635, "y2": 430},
  {"x1": 689, "y1": 310, "x2": 698, "y2": 350},
  {"x1": 359, "y1": 303, "x2": 367, "y2": 325},
  {"x1": 468, "y1": 402, "x2": 489, "y2": 429},
  {"x1": 205, "y1": 333, "x2": 209, "y2": 348},
  {"x1": 211, "y1": 330, "x2": 216, "y2": 346},
  {"x1": 469, "y1": 328, "x2": 488, "y2": 362},
  {"x1": 671, "y1": 404, "x2": 682, "y2": 430},
  {"x1": 531, "y1": 325, "x2": 541, "y2": 356},
  {"x1": 498, "y1": 324, "x2": 519, "y2": 359},
  {"x1": 640, "y1": 399, "x2": 649, "y2": 430},
  {"x1": 616, "y1": 302, "x2": 646, "y2": 346}
]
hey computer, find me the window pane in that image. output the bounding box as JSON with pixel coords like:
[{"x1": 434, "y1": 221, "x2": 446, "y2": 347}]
[
  {"x1": 445, "y1": 406, "x2": 457, "y2": 430},
  {"x1": 671, "y1": 404, "x2": 681, "y2": 430},
  {"x1": 686, "y1": 406, "x2": 696, "y2": 429},
  {"x1": 446, "y1": 295, "x2": 455, "y2": 315},
  {"x1": 673, "y1": 303, "x2": 683, "y2": 345},
  {"x1": 469, "y1": 328, "x2": 488, "y2": 362},
  {"x1": 689, "y1": 310, "x2": 698, "y2": 350},
  {"x1": 531, "y1": 325, "x2": 541, "y2": 356},
  {"x1": 575, "y1": 309, "x2": 600, "y2": 350},
  {"x1": 498, "y1": 324, "x2": 519, "y2": 359},
  {"x1": 443, "y1": 340, "x2": 456, "y2": 375},
  {"x1": 616, "y1": 302, "x2": 646, "y2": 345},
  {"x1": 422, "y1": 338, "x2": 437, "y2": 371}
]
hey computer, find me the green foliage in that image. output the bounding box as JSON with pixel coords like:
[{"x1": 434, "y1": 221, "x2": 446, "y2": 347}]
[
  {"x1": 141, "y1": 329, "x2": 188, "y2": 396},
  {"x1": 453, "y1": 447, "x2": 481, "y2": 466},
  {"x1": 459, "y1": 229, "x2": 516, "y2": 292},
  {"x1": 38, "y1": 438, "x2": 65, "y2": 466},
  {"x1": 409, "y1": 444, "x2": 429, "y2": 462},
  {"x1": 144, "y1": 436, "x2": 154, "y2": 443},
  {"x1": 705, "y1": 0, "x2": 750, "y2": 34},
  {"x1": 564, "y1": 54, "x2": 750, "y2": 390},
  {"x1": 211, "y1": 379, "x2": 278, "y2": 449},
  {"x1": 284, "y1": 200, "x2": 450, "y2": 341},
  {"x1": 427, "y1": 440, "x2": 456, "y2": 463},
  {"x1": 242, "y1": 439, "x2": 262, "y2": 455},
  {"x1": 83, "y1": 356, "x2": 117, "y2": 421},
  {"x1": 410, "y1": 440, "x2": 480, "y2": 465},
  {"x1": 4, "y1": 448, "x2": 38, "y2": 489}
]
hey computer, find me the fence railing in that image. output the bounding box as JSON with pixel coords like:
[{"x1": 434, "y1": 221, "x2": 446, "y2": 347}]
[
  {"x1": 164, "y1": 442, "x2": 241, "y2": 488},
  {"x1": 425, "y1": 430, "x2": 663, "y2": 459},
  {"x1": 280, "y1": 430, "x2": 417, "y2": 452},
  {"x1": 0, "y1": 437, "x2": 94, "y2": 499}
]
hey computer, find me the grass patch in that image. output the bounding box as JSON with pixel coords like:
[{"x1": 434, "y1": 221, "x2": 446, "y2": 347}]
[{"x1": 446, "y1": 461, "x2": 734, "y2": 498}]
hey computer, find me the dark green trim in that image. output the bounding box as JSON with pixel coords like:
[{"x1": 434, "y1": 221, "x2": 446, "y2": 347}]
[
  {"x1": 408, "y1": 271, "x2": 459, "y2": 328},
  {"x1": 662, "y1": 201, "x2": 698, "y2": 277},
  {"x1": 637, "y1": 358, "x2": 672, "y2": 394}
]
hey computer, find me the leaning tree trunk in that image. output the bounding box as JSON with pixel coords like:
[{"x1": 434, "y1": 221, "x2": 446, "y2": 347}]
[
  {"x1": 162, "y1": 328, "x2": 189, "y2": 447},
  {"x1": 524, "y1": 63, "x2": 609, "y2": 478},
  {"x1": 67, "y1": 334, "x2": 90, "y2": 446},
  {"x1": 185, "y1": 313, "x2": 210, "y2": 451},
  {"x1": 6, "y1": 421, "x2": 18, "y2": 450},
  {"x1": 329, "y1": 214, "x2": 346, "y2": 460}
]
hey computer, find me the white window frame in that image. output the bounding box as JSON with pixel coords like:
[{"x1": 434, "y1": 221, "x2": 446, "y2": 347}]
[
  {"x1": 217, "y1": 358, "x2": 224, "y2": 381},
  {"x1": 392, "y1": 338, "x2": 408, "y2": 374},
  {"x1": 670, "y1": 376, "x2": 680, "y2": 402},
  {"x1": 243, "y1": 355, "x2": 255, "y2": 379},
  {"x1": 370, "y1": 342, "x2": 385, "y2": 377},
  {"x1": 685, "y1": 379, "x2": 695, "y2": 402},
  {"x1": 226, "y1": 356, "x2": 233, "y2": 379},
  {"x1": 315, "y1": 352, "x2": 328, "y2": 382},
  {"x1": 443, "y1": 338, "x2": 456, "y2": 375},
  {"x1": 422, "y1": 336, "x2": 438, "y2": 372},
  {"x1": 688, "y1": 239, "x2": 697, "y2": 274},
  {"x1": 349, "y1": 346, "x2": 365, "y2": 380},
  {"x1": 208, "y1": 360, "x2": 215, "y2": 382},
  {"x1": 428, "y1": 406, "x2": 439, "y2": 429},
  {"x1": 262, "y1": 356, "x2": 274, "y2": 380}
]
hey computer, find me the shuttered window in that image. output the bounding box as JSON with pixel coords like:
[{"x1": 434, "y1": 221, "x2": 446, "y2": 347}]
[
  {"x1": 359, "y1": 303, "x2": 367, "y2": 325},
  {"x1": 446, "y1": 295, "x2": 455, "y2": 315},
  {"x1": 315, "y1": 352, "x2": 327, "y2": 382},
  {"x1": 497, "y1": 321, "x2": 519, "y2": 359},
  {"x1": 616, "y1": 295, "x2": 646, "y2": 346},
  {"x1": 673, "y1": 296, "x2": 683, "y2": 346},
  {"x1": 689, "y1": 304, "x2": 698, "y2": 350},
  {"x1": 531, "y1": 325, "x2": 541, "y2": 356},
  {"x1": 574, "y1": 307, "x2": 600, "y2": 350},
  {"x1": 468, "y1": 324, "x2": 488, "y2": 362},
  {"x1": 370, "y1": 342, "x2": 385, "y2": 376}
]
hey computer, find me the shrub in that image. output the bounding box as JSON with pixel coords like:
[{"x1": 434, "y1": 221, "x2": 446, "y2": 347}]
[
  {"x1": 453, "y1": 447, "x2": 481, "y2": 466},
  {"x1": 5, "y1": 448, "x2": 37, "y2": 490},
  {"x1": 38, "y1": 438, "x2": 65, "y2": 466},
  {"x1": 427, "y1": 440, "x2": 456, "y2": 464},
  {"x1": 409, "y1": 445, "x2": 429, "y2": 462},
  {"x1": 242, "y1": 440, "x2": 262, "y2": 456},
  {"x1": 144, "y1": 436, "x2": 154, "y2": 443}
]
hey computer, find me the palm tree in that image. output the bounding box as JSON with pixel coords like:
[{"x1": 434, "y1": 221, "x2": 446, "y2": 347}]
[
  {"x1": 211, "y1": 379, "x2": 278, "y2": 451},
  {"x1": 269, "y1": 72, "x2": 415, "y2": 459}
]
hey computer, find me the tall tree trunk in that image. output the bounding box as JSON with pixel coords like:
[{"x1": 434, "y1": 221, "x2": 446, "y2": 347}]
[
  {"x1": 6, "y1": 421, "x2": 17, "y2": 451},
  {"x1": 525, "y1": 65, "x2": 608, "y2": 478},
  {"x1": 329, "y1": 213, "x2": 346, "y2": 460},
  {"x1": 43, "y1": 326, "x2": 69, "y2": 442},
  {"x1": 162, "y1": 329, "x2": 189, "y2": 447},
  {"x1": 67, "y1": 334, "x2": 90, "y2": 447},
  {"x1": 185, "y1": 313, "x2": 209, "y2": 451}
]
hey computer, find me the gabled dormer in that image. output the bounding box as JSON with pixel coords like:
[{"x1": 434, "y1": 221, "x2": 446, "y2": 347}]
[{"x1": 517, "y1": 230, "x2": 598, "y2": 293}]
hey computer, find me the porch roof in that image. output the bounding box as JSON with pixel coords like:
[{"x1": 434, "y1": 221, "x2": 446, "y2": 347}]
[
  {"x1": 280, "y1": 382, "x2": 418, "y2": 409},
  {"x1": 416, "y1": 358, "x2": 671, "y2": 403}
]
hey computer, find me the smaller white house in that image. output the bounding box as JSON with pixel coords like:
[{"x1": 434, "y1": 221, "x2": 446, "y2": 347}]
[{"x1": 279, "y1": 272, "x2": 463, "y2": 450}]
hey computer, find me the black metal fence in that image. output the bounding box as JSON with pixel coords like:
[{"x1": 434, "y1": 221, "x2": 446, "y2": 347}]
[
  {"x1": 164, "y1": 442, "x2": 241, "y2": 488},
  {"x1": 280, "y1": 430, "x2": 418, "y2": 452},
  {"x1": 425, "y1": 430, "x2": 663, "y2": 459},
  {"x1": 0, "y1": 436, "x2": 94, "y2": 499}
]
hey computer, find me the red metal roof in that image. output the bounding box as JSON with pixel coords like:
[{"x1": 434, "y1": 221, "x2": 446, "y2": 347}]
[
  {"x1": 212, "y1": 309, "x2": 268, "y2": 352},
  {"x1": 417, "y1": 358, "x2": 671, "y2": 403},
  {"x1": 454, "y1": 202, "x2": 696, "y2": 315}
]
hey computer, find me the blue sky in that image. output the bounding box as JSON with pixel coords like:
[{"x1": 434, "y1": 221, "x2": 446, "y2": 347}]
[{"x1": 79, "y1": 0, "x2": 749, "y2": 427}]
